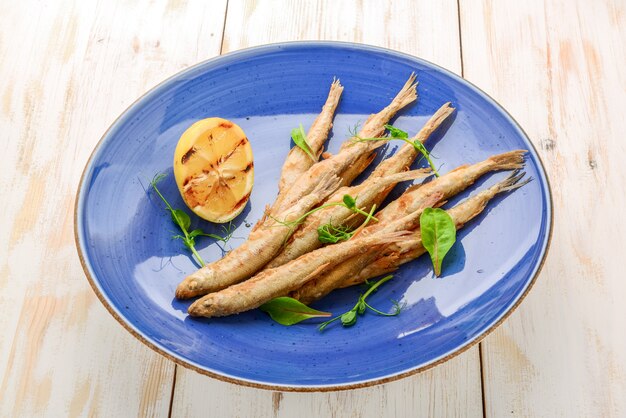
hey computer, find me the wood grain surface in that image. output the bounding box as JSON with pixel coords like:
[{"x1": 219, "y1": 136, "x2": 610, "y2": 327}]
[
  {"x1": 460, "y1": 0, "x2": 626, "y2": 416},
  {"x1": 0, "y1": 0, "x2": 623, "y2": 416}
]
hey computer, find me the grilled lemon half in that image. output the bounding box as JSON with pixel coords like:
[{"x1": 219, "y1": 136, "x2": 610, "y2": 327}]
[{"x1": 173, "y1": 118, "x2": 254, "y2": 223}]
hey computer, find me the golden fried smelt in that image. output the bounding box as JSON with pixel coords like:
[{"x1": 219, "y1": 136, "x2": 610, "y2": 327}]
[
  {"x1": 296, "y1": 171, "x2": 531, "y2": 303},
  {"x1": 266, "y1": 103, "x2": 455, "y2": 269},
  {"x1": 363, "y1": 150, "x2": 527, "y2": 234},
  {"x1": 265, "y1": 168, "x2": 431, "y2": 269},
  {"x1": 187, "y1": 231, "x2": 413, "y2": 317},
  {"x1": 271, "y1": 74, "x2": 419, "y2": 216},
  {"x1": 176, "y1": 172, "x2": 341, "y2": 299},
  {"x1": 274, "y1": 79, "x2": 344, "y2": 207}
]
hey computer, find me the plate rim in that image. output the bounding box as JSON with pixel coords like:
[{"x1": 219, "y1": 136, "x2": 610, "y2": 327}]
[{"x1": 74, "y1": 40, "x2": 554, "y2": 392}]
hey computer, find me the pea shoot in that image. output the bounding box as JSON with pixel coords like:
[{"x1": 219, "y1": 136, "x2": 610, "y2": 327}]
[
  {"x1": 318, "y1": 275, "x2": 405, "y2": 331},
  {"x1": 317, "y1": 202, "x2": 377, "y2": 244},
  {"x1": 316, "y1": 223, "x2": 353, "y2": 244},
  {"x1": 350, "y1": 124, "x2": 440, "y2": 176},
  {"x1": 291, "y1": 124, "x2": 316, "y2": 161},
  {"x1": 271, "y1": 194, "x2": 379, "y2": 243},
  {"x1": 150, "y1": 173, "x2": 232, "y2": 267}
]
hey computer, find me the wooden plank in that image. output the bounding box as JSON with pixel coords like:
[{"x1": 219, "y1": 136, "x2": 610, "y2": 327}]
[
  {"x1": 220, "y1": 0, "x2": 462, "y2": 73},
  {"x1": 171, "y1": 1, "x2": 483, "y2": 417},
  {"x1": 0, "y1": 0, "x2": 227, "y2": 416},
  {"x1": 173, "y1": 355, "x2": 481, "y2": 418},
  {"x1": 459, "y1": 0, "x2": 626, "y2": 416}
]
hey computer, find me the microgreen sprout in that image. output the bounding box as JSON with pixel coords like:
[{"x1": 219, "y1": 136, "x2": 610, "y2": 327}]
[
  {"x1": 350, "y1": 124, "x2": 440, "y2": 176},
  {"x1": 150, "y1": 173, "x2": 232, "y2": 267},
  {"x1": 316, "y1": 203, "x2": 377, "y2": 244},
  {"x1": 291, "y1": 124, "x2": 316, "y2": 161},
  {"x1": 270, "y1": 194, "x2": 379, "y2": 241},
  {"x1": 318, "y1": 275, "x2": 405, "y2": 331}
]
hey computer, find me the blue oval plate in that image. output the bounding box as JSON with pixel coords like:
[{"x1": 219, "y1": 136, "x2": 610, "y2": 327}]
[{"x1": 75, "y1": 42, "x2": 552, "y2": 391}]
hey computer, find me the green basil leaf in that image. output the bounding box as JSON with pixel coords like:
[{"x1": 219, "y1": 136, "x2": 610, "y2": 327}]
[
  {"x1": 259, "y1": 297, "x2": 331, "y2": 326},
  {"x1": 342, "y1": 194, "x2": 356, "y2": 209},
  {"x1": 420, "y1": 207, "x2": 456, "y2": 276},
  {"x1": 291, "y1": 124, "x2": 316, "y2": 161},
  {"x1": 384, "y1": 124, "x2": 409, "y2": 139},
  {"x1": 340, "y1": 310, "x2": 357, "y2": 326},
  {"x1": 171, "y1": 209, "x2": 191, "y2": 231}
]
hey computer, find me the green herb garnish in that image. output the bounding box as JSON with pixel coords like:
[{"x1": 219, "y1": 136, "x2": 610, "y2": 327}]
[
  {"x1": 318, "y1": 275, "x2": 404, "y2": 331},
  {"x1": 350, "y1": 124, "x2": 440, "y2": 176},
  {"x1": 316, "y1": 203, "x2": 377, "y2": 243},
  {"x1": 150, "y1": 173, "x2": 230, "y2": 267},
  {"x1": 271, "y1": 194, "x2": 379, "y2": 235},
  {"x1": 259, "y1": 297, "x2": 332, "y2": 325},
  {"x1": 291, "y1": 124, "x2": 316, "y2": 161},
  {"x1": 420, "y1": 207, "x2": 456, "y2": 276},
  {"x1": 317, "y1": 223, "x2": 353, "y2": 244}
]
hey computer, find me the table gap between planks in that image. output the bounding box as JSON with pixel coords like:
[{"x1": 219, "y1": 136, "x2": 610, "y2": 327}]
[{"x1": 0, "y1": 0, "x2": 623, "y2": 417}]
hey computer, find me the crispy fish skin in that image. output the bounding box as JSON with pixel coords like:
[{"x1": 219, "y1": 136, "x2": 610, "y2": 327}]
[
  {"x1": 268, "y1": 134, "x2": 388, "y2": 217},
  {"x1": 370, "y1": 102, "x2": 455, "y2": 179},
  {"x1": 253, "y1": 80, "x2": 343, "y2": 232},
  {"x1": 187, "y1": 231, "x2": 412, "y2": 317},
  {"x1": 175, "y1": 173, "x2": 341, "y2": 299},
  {"x1": 265, "y1": 169, "x2": 431, "y2": 269},
  {"x1": 340, "y1": 73, "x2": 418, "y2": 151},
  {"x1": 363, "y1": 150, "x2": 527, "y2": 234},
  {"x1": 290, "y1": 192, "x2": 443, "y2": 304},
  {"x1": 329, "y1": 73, "x2": 420, "y2": 187},
  {"x1": 297, "y1": 171, "x2": 531, "y2": 302},
  {"x1": 271, "y1": 74, "x2": 418, "y2": 216},
  {"x1": 265, "y1": 103, "x2": 455, "y2": 269},
  {"x1": 180, "y1": 75, "x2": 419, "y2": 300},
  {"x1": 338, "y1": 241, "x2": 422, "y2": 289},
  {"x1": 344, "y1": 102, "x2": 456, "y2": 228},
  {"x1": 275, "y1": 79, "x2": 344, "y2": 205},
  {"x1": 289, "y1": 247, "x2": 382, "y2": 303},
  {"x1": 291, "y1": 153, "x2": 529, "y2": 304}
]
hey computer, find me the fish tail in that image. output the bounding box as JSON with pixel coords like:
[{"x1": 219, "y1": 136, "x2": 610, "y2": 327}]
[
  {"x1": 495, "y1": 169, "x2": 533, "y2": 193},
  {"x1": 392, "y1": 73, "x2": 419, "y2": 109},
  {"x1": 330, "y1": 77, "x2": 343, "y2": 91},
  {"x1": 488, "y1": 150, "x2": 527, "y2": 170},
  {"x1": 447, "y1": 170, "x2": 532, "y2": 230},
  {"x1": 327, "y1": 78, "x2": 344, "y2": 103},
  {"x1": 414, "y1": 102, "x2": 456, "y2": 143}
]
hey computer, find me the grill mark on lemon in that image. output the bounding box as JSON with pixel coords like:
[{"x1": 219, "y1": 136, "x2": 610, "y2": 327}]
[
  {"x1": 232, "y1": 191, "x2": 252, "y2": 211},
  {"x1": 219, "y1": 137, "x2": 248, "y2": 164},
  {"x1": 180, "y1": 146, "x2": 197, "y2": 164}
]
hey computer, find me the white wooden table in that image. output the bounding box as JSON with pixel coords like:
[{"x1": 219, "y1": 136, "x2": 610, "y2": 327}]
[{"x1": 1, "y1": 1, "x2": 624, "y2": 416}]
